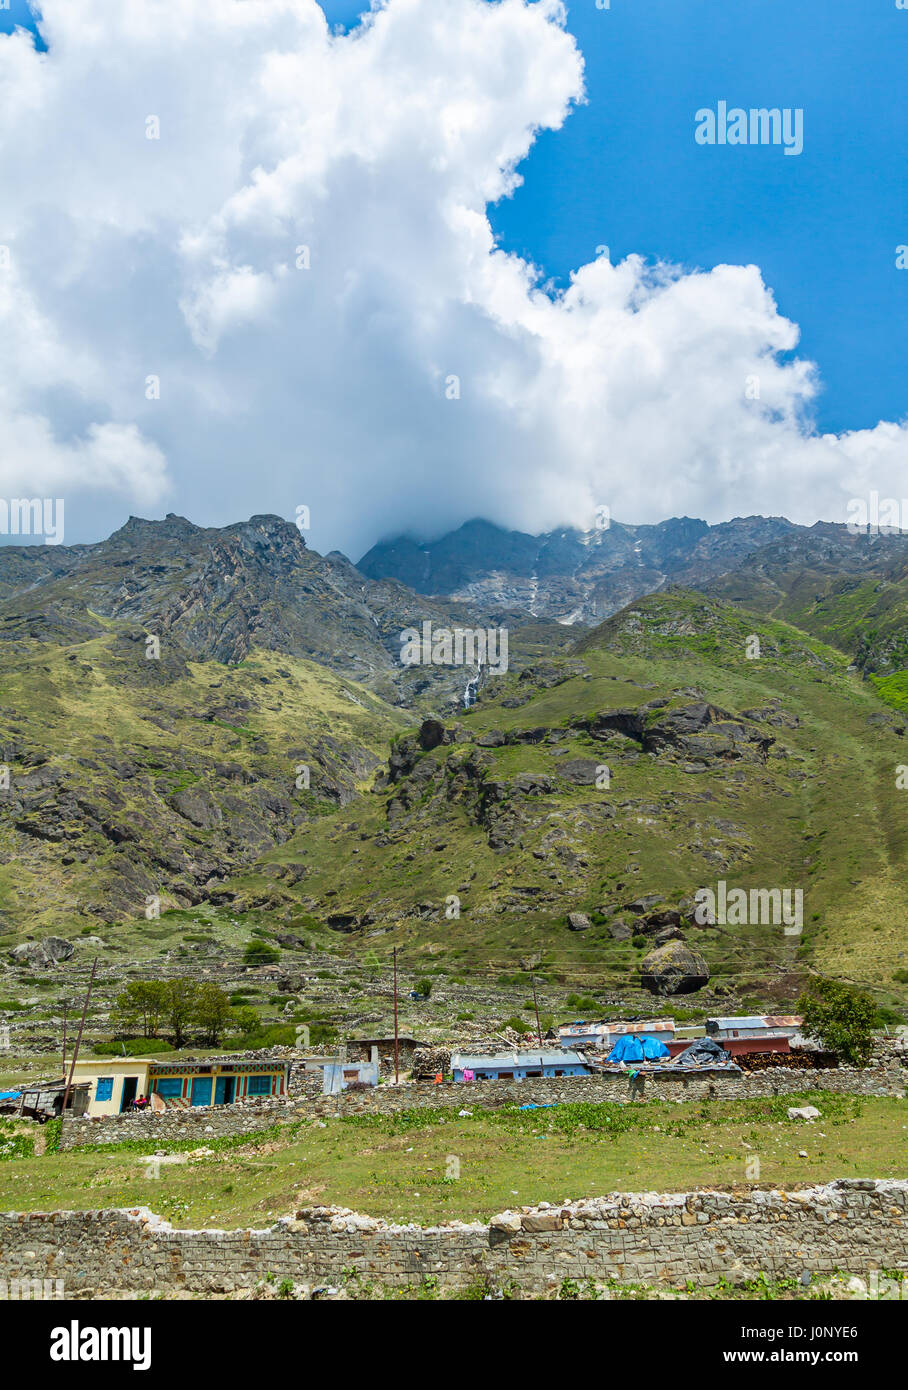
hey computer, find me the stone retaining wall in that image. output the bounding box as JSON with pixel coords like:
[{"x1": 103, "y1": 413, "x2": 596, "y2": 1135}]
[
  {"x1": 57, "y1": 1095, "x2": 297, "y2": 1150},
  {"x1": 56, "y1": 1059, "x2": 906, "y2": 1149},
  {"x1": 1, "y1": 1180, "x2": 906, "y2": 1296}
]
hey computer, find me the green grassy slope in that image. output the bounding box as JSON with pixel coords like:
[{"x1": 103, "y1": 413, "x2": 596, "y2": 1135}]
[
  {"x1": 1, "y1": 586, "x2": 905, "y2": 1019},
  {"x1": 0, "y1": 630, "x2": 409, "y2": 934},
  {"x1": 705, "y1": 554, "x2": 908, "y2": 683},
  {"x1": 226, "y1": 590, "x2": 908, "y2": 1007}
]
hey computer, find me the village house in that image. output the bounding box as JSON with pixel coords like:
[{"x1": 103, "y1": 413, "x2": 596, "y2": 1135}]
[
  {"x1": 450, "y1": 1049, "x2": 590, "y2": 1082},
  {"x1": 70, "y1": 1056, "x2": 291, "y2": 1117},
  {"x1": 555, "y1": 1018, "x2": 677, "y2": 1050},
  {"x1": 321, "y1": 1058, "x2": 379, "y2": 1094},
  {"x1": 0, "y1": 1079, "x2": 90, "y2": 1121},
  {"x1": 554, "y1": 1015, "x2": 802, "y2": 1060},
  {"x1": 704, "y1": 1015, "x2": 801, "y2": 1056},
  {"x1": 347, "y1": 1035, "x2": 427, "y2": 1070}
]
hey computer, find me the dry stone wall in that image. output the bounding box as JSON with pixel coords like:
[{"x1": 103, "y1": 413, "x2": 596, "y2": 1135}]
[
  {"x1": 57, "y1": 1095, "x2": 297, "y2": 1150},
  {"x1": 1, "y1": 1180, "x2": 906, "y2": 1296}
]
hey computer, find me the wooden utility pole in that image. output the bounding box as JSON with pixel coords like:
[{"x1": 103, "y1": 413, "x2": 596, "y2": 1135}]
[
  {"x1": 392, "y1": 946, "x2": 399, "y2": 1084},
  {"x1": 61, "y1": 957, "x2": 97, "y2": 1115},
  {"x1": 532, "y1": 976, "x2": 543, "y2": 1048},
  {"x1": 61, "y1": 1000, "x2": 68, "y2": 1075}
]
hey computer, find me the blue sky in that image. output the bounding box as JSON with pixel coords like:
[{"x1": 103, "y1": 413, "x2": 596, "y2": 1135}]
[
  {"x1": 328, "y1": 0, "x2": 906, "y2": 438},
  {"x1": 6, "y1": 0, "x2": 904, "y2": 437}
]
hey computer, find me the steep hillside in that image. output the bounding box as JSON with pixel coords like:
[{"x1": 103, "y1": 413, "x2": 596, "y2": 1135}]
[
  {"x1": 221, "y1": 590, "x2": 908, "y2": 1007},
  {"x1": 699, "y1": 525, "x2": 908, "y2": 680},
  {"x1": 1, "y1": 522, "x2": 905, "y2": 1023},
  {"x1": 0, "y1": 515, "x2": 573, "y2": 939},
  {"x1": 0, "y1": 635, "x2": 410, "y2": 934},
  {"x1": 0, "y1": 513, "x2": 556, "y2": 708}
]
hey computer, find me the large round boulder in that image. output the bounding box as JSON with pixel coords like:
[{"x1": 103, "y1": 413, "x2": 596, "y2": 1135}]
[
  {"x1": 8, "y1": 937, "x2": 74, "y2": 968},
  {"x1": 640, "y1": 940, "x2": 709, "y2": 995}
]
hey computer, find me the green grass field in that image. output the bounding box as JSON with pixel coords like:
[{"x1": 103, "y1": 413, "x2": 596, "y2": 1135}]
[{"x1": 1, "y1": 1093, "x2": 904, "y2": 1229}]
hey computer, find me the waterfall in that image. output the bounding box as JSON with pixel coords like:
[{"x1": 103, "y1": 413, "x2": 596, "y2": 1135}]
[{"x1": 463, "y1": 660, "x2": 483, "y2": 708}]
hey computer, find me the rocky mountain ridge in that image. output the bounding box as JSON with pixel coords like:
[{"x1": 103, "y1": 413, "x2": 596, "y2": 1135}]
[{"x1": 357, "y1": 515, "x2": 908, "y2": 638}]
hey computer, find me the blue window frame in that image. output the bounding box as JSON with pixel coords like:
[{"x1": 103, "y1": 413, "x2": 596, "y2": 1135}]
[
  {"x1": 246, "y1": 1074, "x2": 272, "y2": 1096},
  {"x1": 154, "y1": 1078, "x2": 183, "y2": 1099},
  {"x1": 95, "y1": 1078, "x2": 114, "y2": 1102}
]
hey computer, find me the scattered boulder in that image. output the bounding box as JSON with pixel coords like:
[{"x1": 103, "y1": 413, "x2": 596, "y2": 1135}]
[
  {"x1": 623, "y1": 895, "x2": 664, "y2": 914},
  {"x1": 508, "y1": 773, "x2": 556, "y2": 798},
  {"x1": 42, "y1": 936, "x2": 75, "y2": 963},
  {"x1": 608, "y1": 920, "x2": 632, "y2": 941},
  {"x1": 787, "y1": 1105, "x2": 821, "y2": 1121},
  {"x1": 417, "y1": 719, "x2": 446, "y2": 751},
  {"x1": 567, "y1": 912, "x2": 592, "y2": 932},
  {"x1": 647, "y1": 908, "x2": 683, "y2": 929},
  {"x1": 325, "y1": 913, "x2": 359, "y2": 932},
  {"x1": 557, "y1": 759, "x2": 602, "y2": 786},
  {"x1": 630, "y1": 907, "x2": 685, "y2": 937},
  {"x1": 640, "y1": 940, "x2": 710, "y2": 995}
]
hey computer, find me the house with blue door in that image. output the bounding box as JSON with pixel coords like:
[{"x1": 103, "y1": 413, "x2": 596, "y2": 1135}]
[
  {"x1": 450, "y1": 1049, "x2": 590, "y2": 1082},
  {"x1": 70, "y1": 1055, "x2": 291, "y2": 1117}
]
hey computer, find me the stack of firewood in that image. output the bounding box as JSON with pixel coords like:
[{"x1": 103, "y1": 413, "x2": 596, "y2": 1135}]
[
  {"x1": 737, "y1": 1050, "x2": 838, "y2": 1072},
  {"x1": 412, "y1": 1045, "x2": 452, "y2": 1079}
]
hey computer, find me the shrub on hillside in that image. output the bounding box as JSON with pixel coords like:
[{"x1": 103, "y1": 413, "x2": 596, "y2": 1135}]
[
  {"x1": 797, "y1": 977, "x2": 876, "y2": 1067},
  {"x1": 243, "y1": 939, "x2": 281, "y2": 965}
]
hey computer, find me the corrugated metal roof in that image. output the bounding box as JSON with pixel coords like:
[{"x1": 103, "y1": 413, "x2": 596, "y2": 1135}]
[
  {"x1": 75, "y1": 1055, "x2": 291, "y2": 1070},
  {"x1": 451, "y1": 1050, "x2": 588, "y2": 1069},
  {"x1": 708, "y1": 1016, "x2": 801, "y2": 1030},
  {"x1": 558, "y1": 1018, "x2": 675, "y2": 1036}
]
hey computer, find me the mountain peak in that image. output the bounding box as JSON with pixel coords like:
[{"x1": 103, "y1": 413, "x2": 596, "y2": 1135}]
[{"x1": 357, "y1": 513, "x2": 802, "y2": 623}]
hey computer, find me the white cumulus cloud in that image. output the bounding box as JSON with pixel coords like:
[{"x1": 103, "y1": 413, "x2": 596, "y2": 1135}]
[{"x1": 0, "y1": 0, "x2": 904, "y2": 552}]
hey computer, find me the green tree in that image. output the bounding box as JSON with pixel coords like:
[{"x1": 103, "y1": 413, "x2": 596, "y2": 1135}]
[
  {"x1": 228, "y1": 1006, "x2": 261, "y2": 1042},
  {"x1": 164, "y1": 977, "x2": 200, "y2": 1049},
  {"x1": 111, "y1": 980, "x2": 168, "y2": 1038},
  {"x1": 193, "y1": 982, "x2": 233, "y2": 1046},
  {"x1": 797, "y1": 977, "x2": 876, "y2": 1066}
]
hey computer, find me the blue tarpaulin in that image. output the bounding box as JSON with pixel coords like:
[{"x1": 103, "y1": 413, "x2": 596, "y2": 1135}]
[
  {"x1": 605, "y1": 1034, "x2": 670, "y2": 1063},
  {"x1": 0, "y1": 1090, "x2": 21, "y2": 1102}
]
